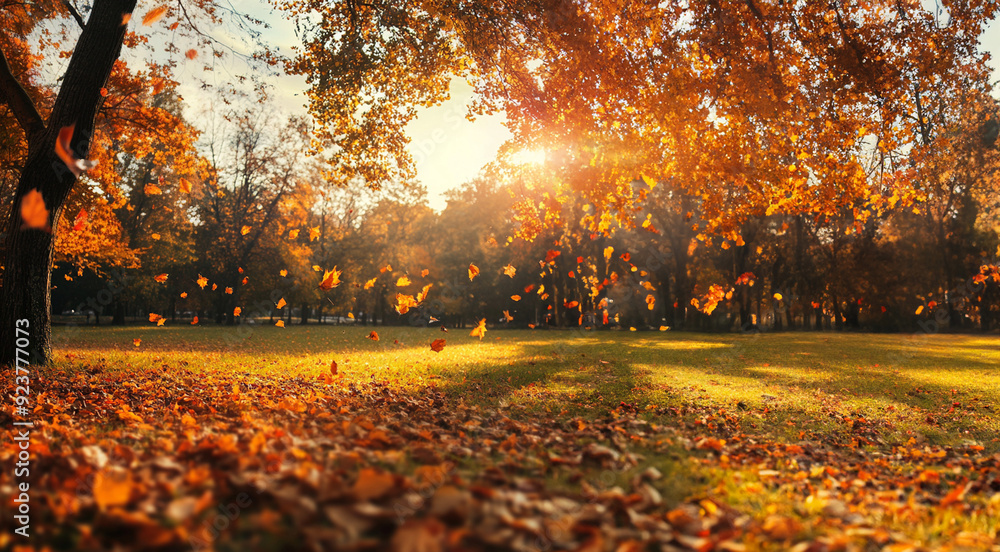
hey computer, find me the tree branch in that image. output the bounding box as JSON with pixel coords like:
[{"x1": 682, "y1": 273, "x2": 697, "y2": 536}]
[
  {"x1": 61, "y1": 0, "x2": 86, "y2": 28},
  {"x1": 0, "y1": 46, "x2": 45, "y2": 138}
]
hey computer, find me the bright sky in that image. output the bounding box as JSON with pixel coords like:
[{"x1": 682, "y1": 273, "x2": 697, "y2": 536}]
[{"x1": 185, "y1": 2, "x2": 1000, "y2": 212}]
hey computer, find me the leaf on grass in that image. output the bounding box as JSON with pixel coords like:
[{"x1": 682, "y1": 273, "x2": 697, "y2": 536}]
[{"x1": 367, "y1": 331, "x2": 379, "y2": 341}]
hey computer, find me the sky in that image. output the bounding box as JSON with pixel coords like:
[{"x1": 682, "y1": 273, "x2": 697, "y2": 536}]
[{"x1": 185, "y1": 2, "x2": 1000, "y2": 212}]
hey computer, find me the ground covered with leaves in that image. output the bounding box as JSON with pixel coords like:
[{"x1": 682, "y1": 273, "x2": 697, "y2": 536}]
[{"x1": 2, "y1": 328, "x2": 999, "y2": 551}]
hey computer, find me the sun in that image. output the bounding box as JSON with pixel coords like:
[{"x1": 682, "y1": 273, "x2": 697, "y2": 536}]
[{"x1": 509, "y1": 147, "x2": 547, "y2": 166}]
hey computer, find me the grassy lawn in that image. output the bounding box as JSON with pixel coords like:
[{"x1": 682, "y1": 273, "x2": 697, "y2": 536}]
[{"x1": 3, "y1": 325, "x2": 999, "y2": 551}]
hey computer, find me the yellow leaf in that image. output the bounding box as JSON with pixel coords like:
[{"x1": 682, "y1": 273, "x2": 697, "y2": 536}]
[
  {"x1": 502, "y1": 264, "x2": 516, "y2": 278},
  {"x1": 319, "y1": 267, "x2": 342, "y2": 290},
  {"x1": 279, "y1": 269, "x2": 288, "y2": 277},
  {"x1": 641, "y1": 174, "x2": 657, "y2": 190},
  {"x1": 276, "y1": 298, "x2": 286, "y2": 309},
  {"x1": 364, "y1": 278, "x2": 377, "y2": 290},
  {"x1": 397, "y1": 275, "x2": 412, "y2": 287},
  {"x1": 773, "y1": 292, "x2": 783, "y2": 301},
  {"x1": 275, "y1": 320, "x2": 285, "y2": 328},
  {"x1": 470, "y1": 318, "x2": 487, "y2": 340},
  {"x1": 234, "y1": 307, "x2": 242, "y2": 317},
  {"x1": 240, "y1": 225, "x2": 251, "y2": 236},
  {"x1": 196, "y1": 275, "x2": 208, "y2": 289},
  {"x1": 915, "y1": 305, "x2": 924, "y2": 315},
  {"x1": 309, "y1": 226, "x2": 321, "y2": 241},
  {"x1": 468, "y1": 263, "x2": 480, "y2": 281}
]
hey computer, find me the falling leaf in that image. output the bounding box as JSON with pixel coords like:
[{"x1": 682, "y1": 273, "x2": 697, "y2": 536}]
[
  {"x1": 646, "y1": 294, "x2": 655, "y2": 310},
  {"x1": 395, "y1": 294, "x2": 418, "y2": 315},
  {"x1": 312, "y1": 265, "x2": 321, "y2": 271},
  {"x1": 397, "y1": 275, "x2": 412, "y2": 287},
  {"x1": 242, "y1": 276, "x2": 249, "y2": 285},
  {"x1": 503, "y1": 264, "x2": 517, "y2": 278},
  {"x1": 20, "y1": 190, "x2": 49, "y2": 230},
  {"x1": 470, "y1": 318, "x2": 487, "y2": 340},
  {"x1": 773, "y1": 292, "x2": 783, "y2": 301},
  {"x1": 421, "y1": 269, "x2": 429, "y2": 277},
  {"x1": 144, "y1": 183, "x2": 162, "y2": 195},
  {"x1": 151, "y1": 233, "x2": 161, "y2": 240},
  {"x1": 502, "y1": 310, "x2": 513, "y2": 322},
  {"x1": 604, "y1": 246, "x2": 614, "y2": 261},
  {"x1": 915, "y1": 305, "x2": 924, "y2": 315},
  {"x1": 196, "y1": 275, "x2": 208, "y2": 289},
  {"x1": 545, "y1": 250, "x2": 561, "y2": 263},
  {"x1": 180, "y1": 292, "x2": 188, "y2": 298},
  {"x1": 72, "y1": 208, "x2": 88, "y2": 231},
  {"x1": 416, "y1": 284, "x2": 433, "y2": 303},
  {"x1": 149, "y1": 313, "x2": 163, "y2": 323},
  {"x1": 511, "y1": 295, "x2": 521, "y2": 301},
  {"x1": 564, "y1": 300, "x2": 579, "y2": 309},
  {"x1": 133, "y1": 338, "x2": 141, "y2": 347},
  {"x1": 240, "y1": 225, "x2": 251, "y2": 236},
  {"x1": 280, "y1": 270, "x2": 288, "y2": 277},
  {"x1": 224, "y1": 287, "x2": 233, "y2": 295},
  {"x1": 364, "y1": 278, "x2": 377, "y2": 290},
  {"x1": 142, "y1": 5, "x2": 167, "y2": 25},
  {"x1": 121, "y1": 12, "x2": 131, "y2": 25},
  {"x1": 288, "y1": 229, "x2": 300, "y2": 239},
  {"x1": 54, "y1": 125, "x2": 97, "y2": 177},
  {"x1": 430, "y1": 339, "x2": 446, "y2": 352},
  {"x1": 154, "y1": 273, "x2": 168, "y2": 283},
  {"x1": 185, "y1": 49, "x2": 197, "y2": 60},
  {"x1": 620, "y1": 252, "x2": 631, "y2": 262},
  {"x1": 191, "y1": 316, "x2": 198, "y2": 325},
  {"x1": 380, "y1": 264, "x2": 393, "y2": 273},
  {"x1": 319, "y1": 267, "x2": 342, "y2": 290},
  {"x1": 347, "y1": 312, "x2": 354, "y2": 319},
  {"x1": 468, "y1": 263, "x2": 480, "y2": 281},
  {"x1": 211, "y1": 283, "x2": 217, "y2": 291},
  {"x1": 367, "y1": 331, "x2": 379, "y2": 341},
  {"x1": 309, "y1": 226, "x2": 321, "y2": 241},
  {"x1": 234, "y1": 307, "x2": 242, "y2": 317},
  {"x1": 238, "y1": 267, "x2": 244, "y2": 274},
  {"x1": 275, "y1": 320, "x2": 285, "y2": 328},
  {"x1": 276, "y1": 298, "x2": 286, "y2": 309},
  {"x1": 641, "y1": 174, "x2": 657, "y2": 189},
  {"x1": 178, "y1": 178, "x2": 192, "y2": 193}
]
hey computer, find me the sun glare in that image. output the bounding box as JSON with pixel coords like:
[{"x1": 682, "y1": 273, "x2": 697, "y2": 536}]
[{"x1": 509, "y1": 147, "x2": 547, "y2": 166}]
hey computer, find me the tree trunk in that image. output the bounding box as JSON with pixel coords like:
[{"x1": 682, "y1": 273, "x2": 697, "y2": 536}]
[{"x1": 0, "y1": 0, "x2": 137, "y2": 366}]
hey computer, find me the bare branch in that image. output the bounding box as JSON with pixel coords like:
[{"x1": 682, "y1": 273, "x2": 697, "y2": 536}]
[{"x1": 0, "y1": 45, "x2": 45, "y2": 138}]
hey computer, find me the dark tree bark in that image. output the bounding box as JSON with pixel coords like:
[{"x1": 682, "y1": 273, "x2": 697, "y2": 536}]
[{"x1": 0, "y1": 0, "x2": 138, "y2": 366}]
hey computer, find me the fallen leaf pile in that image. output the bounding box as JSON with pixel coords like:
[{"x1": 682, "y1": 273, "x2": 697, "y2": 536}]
[{"x1": 1, "y1": 366, "x2": 998, "y2": 551}]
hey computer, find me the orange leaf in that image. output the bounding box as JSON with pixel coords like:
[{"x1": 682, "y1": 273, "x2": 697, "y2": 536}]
[
  {"x1": 178, "y1": 178, "x2": 192, "y2": 193},
  {"x1": 19, "y1": 189, "x2": 50, "y2": 230},
  {"x1": 287, "y1": 229, "x2": 300, "y2": 239},
  {"x1": 133, "y1": 338, "x2": 141, "y2": 347},
  {"x1": 416, "y1": 283, "x2": 433, "y2": 304},
  {"x1": 154, "y1": 273, "x2": 168, "y2": 283},
  {"x1": 275, "y1": 320, "x2": 285, "y2": 328},
  {"x1": 196, "y1": 275, "x2": 208, "y2": 289},
  {"x1": 276, "y1": 298, "x2": 286, "y2": 309},
  {"x1": 353, "y1": 468, "x2": 396, "y2": 501},
  {"x1": 319, "y1": 267, "x2": 342, "y2": 290},
  {"x1": 364, "y1": 277, "x2": 377, "y2": 290},
  {"x1": 93, "y1": 469, "x2": 132, "y2": 509},
  {"x1": 144, "y1": 183, "x2": 162, "y2": 195},
  {"x1": 645, "y1": 294, "x2": 655, "y2": 310},
  {"x1": 280, "y1": 269, "x2": 288, "y2": 277},
  {"x1": 564, "y1": 300, "x2": 579, "y2": 309},
  {"x1": 511, "y1": 295, "x2": 521, "y2": 301},
  {"x1": 233, "y1": 307, "x2": 242, "y2": 317},
  {"x1": 72, "y1": 208, "x2": 88, "y2": 231},
  {"x1": 421, "y1": 269, "x2": 429, "y2": 277},
  {"x1": 330, "y1": 361, "x2": 338, "y2": 375},
  {"x1": 180, "y1": 292, "x2": 188, "y2": 298},
  {"x1": 380, "y1": 264, "x2": 393, "y2": 273},
  {"x1": 545, "y1": 250, "x2": 561, "y2": 263},
  {"x1": 185, "y1": 49, "x2": 197, "y2": 60},
  {"x1": 430, "y1": 339, "x2": 446, "y2": 352},
  {"x1": 149, "y1": 313, "x2": 163, "y2": 323},
  {"x1": 468, "y1": 263, "x2": 480, "y2": 281},
  {"x1": 469, "y1": 318, "x2": 487, "y2": 340},
  {"x1": 224, "y1": 287, "x2": 233, "y2": 295},
  {"x1": 54, "y1": 125, "x2": 96, "y2": 177},
  {"x1": 309, "y1": 226, "x2": 321, "y2": 241},
  {"x1": 397, "y1": 275, "x2": 412, "y2": 287},
  {"x1": 240, "y1": 225, "x2": 251, "y2": 236},
  {"x1": 502, "y1": 310, "x2": 513, "y2": 322},
  {"x1": 367, "y1": 331, "x2": 379, "y2": 341},
  {"x1": 121, "y1": 13, "x2": 131, "y2": 25},
  {"x1": 142, "y1": 6, "x2": 168, "y2": 26},
  {"x1": 191, "y1": 316, "x2": 198, "y2": 325},
  {"x1": 502, "y1": 264, "x2": 516, "y2": 278},
  {"x1": 241, "y1": 276, "x2": 249, "y2": 285}
]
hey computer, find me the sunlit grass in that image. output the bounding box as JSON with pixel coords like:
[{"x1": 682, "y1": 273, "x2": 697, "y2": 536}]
[{"x1": 55, "y1": 325, "x2": 1000, "y2": 451}]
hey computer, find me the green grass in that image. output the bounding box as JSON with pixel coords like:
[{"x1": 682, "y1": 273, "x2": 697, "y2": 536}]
[{"x1": 56, "y1": 325, "x2": 1000, "y2": 451}]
